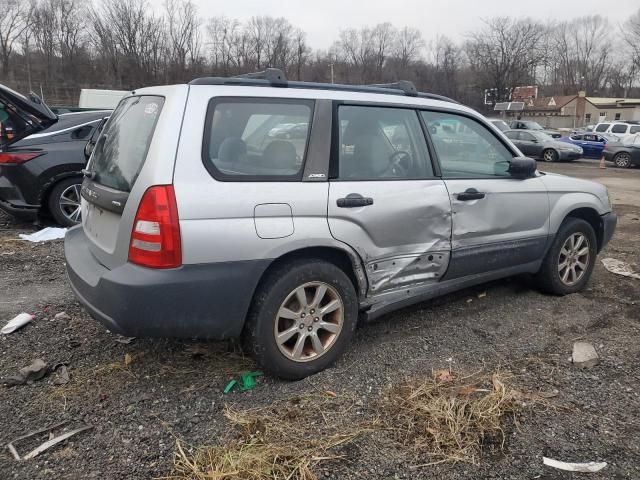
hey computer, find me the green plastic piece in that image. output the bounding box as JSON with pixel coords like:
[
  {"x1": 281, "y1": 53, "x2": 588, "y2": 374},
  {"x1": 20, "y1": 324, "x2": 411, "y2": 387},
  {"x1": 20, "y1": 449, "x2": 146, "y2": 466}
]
[
  {"x1": 223, "y1": 371, "x2": 263, "y2": 394},
  {"x1": 223, "y1": 379, "x2": 237, "y2": 394}
]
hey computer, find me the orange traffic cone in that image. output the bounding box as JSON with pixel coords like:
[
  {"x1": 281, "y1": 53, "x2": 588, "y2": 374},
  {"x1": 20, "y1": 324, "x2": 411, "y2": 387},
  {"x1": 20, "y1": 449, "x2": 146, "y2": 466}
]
[{"x1": 599, "y1": 155, "x2": 606, "y2": 169}]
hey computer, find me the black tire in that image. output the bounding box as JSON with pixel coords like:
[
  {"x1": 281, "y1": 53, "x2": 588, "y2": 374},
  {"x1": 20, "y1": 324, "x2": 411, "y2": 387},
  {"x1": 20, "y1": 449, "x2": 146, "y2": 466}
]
[
  {"x1": 542, "y1": 149, "x2": 558, "y2": 162},
  {"x1": 613, "y1": 152, "x2": 631, "y2": 168},
  {"x1": 48, "y1": 177, "x2": 83, "y2": 227},
  {"x1": 534, "y1": 217, "x2": 597, "y2": 295},
  {"x1": 243, "y1": 259, "x2": 358, "y2": 380}
]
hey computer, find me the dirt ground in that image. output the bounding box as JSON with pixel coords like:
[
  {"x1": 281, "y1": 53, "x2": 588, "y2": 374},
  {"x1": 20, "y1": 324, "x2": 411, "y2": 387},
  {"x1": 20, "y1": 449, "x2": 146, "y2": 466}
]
[{"x1": 1, "y1": 159, "x2": 639, "y2": 479}]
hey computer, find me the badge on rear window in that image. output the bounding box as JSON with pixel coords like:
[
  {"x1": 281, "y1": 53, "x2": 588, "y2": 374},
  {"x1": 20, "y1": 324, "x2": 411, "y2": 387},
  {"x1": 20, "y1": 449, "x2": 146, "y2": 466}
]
[{"x1": 145, "y1": 103, "x2": 159, "y2": 115}]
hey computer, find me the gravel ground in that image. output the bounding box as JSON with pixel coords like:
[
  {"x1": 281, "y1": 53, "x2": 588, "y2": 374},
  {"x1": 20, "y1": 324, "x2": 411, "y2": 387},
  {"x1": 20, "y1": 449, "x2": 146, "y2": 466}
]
[{"x1": 1, "y1": 159, "x2": 639, "y2": 479}]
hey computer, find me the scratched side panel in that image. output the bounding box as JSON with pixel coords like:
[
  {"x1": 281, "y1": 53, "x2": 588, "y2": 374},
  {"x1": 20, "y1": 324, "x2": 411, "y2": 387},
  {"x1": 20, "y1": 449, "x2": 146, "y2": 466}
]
[{"x1": 327, "y1": 179, "x2": 452, "y2": 295}]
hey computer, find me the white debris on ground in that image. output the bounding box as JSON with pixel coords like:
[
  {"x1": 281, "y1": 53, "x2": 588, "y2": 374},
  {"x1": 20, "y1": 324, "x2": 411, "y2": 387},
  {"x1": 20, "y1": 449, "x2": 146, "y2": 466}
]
[
  {"x1": 601, "y1": 258, "x2": 640, "y2": 280},
  {"x1": 543, "y1": 456, "x2": 607, "y2": 473},
  {"x1": 1, "y1": 313, "x2": 35, "y2": 335},
  {"x1": 572, "y1": 342, "x2": 599, "y2": 368},
  {"x1": 18, "y1": 227, "x2": 67, "y2": 242}
]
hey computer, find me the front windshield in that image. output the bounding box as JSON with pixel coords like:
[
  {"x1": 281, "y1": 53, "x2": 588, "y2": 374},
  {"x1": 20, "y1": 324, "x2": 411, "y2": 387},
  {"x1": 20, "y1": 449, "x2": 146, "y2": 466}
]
[{"x1": 524, "y1": 121, "x2": 544, "y2": 130}]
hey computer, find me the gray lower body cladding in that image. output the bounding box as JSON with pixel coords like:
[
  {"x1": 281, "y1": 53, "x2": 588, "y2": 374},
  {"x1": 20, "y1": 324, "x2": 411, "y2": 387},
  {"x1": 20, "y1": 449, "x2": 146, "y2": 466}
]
[
  {"x1": 65, "y1": 226, "x2": 270, "y2": 339},
  {"x1": 600, "y1": 212, "x2": 616, "y2": 251}
]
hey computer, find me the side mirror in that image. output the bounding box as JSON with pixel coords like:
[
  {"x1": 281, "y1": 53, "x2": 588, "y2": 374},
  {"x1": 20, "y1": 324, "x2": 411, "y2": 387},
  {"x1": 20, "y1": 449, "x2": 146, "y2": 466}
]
[{"x1": 508, "y1": 156, "x2": 537, "y2": 179}]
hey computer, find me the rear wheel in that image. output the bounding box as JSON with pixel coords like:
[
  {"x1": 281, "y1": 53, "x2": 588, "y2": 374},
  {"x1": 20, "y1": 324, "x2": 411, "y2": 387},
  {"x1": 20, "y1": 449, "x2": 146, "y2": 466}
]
[
  {"x1": 48, "y1": 177, "x2": 83, "y2": 227},
  {"x1": 243, "y1": 259, "x2": 358, "y2": 380},
  {"x1": 613, "y1": 152, "x2": 631, "y2": 168},
  {"x1": 534, "y1": 217, "x2": 597, "y2": 295},
  {"x1": 542, "y1": 149, "x2": 558, "y2": 162}
]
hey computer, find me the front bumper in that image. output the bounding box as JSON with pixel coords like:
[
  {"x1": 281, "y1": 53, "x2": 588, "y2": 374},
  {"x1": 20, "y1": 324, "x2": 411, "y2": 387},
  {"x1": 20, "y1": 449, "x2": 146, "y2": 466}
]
[
  {"x1": 557, "y1": 150, "x2": 582, "y2": 161},
  {"x1": 64, "y1": 226, "x2": 270, "y2": 339},
  {"x1": 0, "y1": 196, "x2": 39, "y2": 219},
  {"x1": 600, "y1": 211, "x2": 617, "y2": 251}
]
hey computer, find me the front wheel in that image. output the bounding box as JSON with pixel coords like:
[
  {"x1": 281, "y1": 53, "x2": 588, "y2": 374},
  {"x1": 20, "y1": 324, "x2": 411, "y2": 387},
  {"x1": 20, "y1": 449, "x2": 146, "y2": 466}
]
[
  {"x1": 48, "y1": 177, "x2": 83, "y2": 227},
  {"x1": 243, "y1": 259, "x2": 358, "y2": 380},
  {"x1": 542, "y1": 149, "x2": 558, "y2": 162},
  {"x1": 613, "y1": 152, "x2": 631, "y2": 168},
  {"x1": 534, "y1": 217, "x2": 597, "y2": 295}
]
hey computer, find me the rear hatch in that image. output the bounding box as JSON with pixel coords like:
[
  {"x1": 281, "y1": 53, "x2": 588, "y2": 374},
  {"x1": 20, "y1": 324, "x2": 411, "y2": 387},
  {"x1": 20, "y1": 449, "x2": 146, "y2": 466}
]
[
  {"x1": 80, "y1": 87, "x2": 186, "y2": 269},
  {"x1": 0, "y1": 84, "x2": 57, "y2": 149}
]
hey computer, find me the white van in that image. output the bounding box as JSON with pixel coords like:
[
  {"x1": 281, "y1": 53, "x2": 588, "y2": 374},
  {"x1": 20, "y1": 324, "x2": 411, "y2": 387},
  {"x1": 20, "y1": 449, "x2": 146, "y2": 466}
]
[{"x1": 594, "y1": 122, "x2": 640, "y2": 141}]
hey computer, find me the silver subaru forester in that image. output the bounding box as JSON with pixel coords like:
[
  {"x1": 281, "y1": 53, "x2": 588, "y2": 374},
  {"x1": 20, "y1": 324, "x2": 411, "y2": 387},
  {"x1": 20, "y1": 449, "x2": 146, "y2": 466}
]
[{"x1": 64, "y1": 69, "x2": 616, "y2": 379}]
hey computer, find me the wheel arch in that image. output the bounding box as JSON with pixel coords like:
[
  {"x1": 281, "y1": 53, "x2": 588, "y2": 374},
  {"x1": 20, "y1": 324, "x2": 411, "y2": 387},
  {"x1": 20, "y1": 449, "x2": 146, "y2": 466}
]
[
  {"x1": 39, "y1": 171, "x2": 83, "y2": 212},
  {"x1": 254, "y1": 245, "x2": 368, "y2": 303},
  {"x1": 565, "y1": 207, "x2": 605, "y2": 252}
]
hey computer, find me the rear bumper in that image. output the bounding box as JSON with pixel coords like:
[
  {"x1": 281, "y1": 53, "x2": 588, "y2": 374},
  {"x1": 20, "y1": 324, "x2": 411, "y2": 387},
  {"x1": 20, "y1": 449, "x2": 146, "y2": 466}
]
[
  {"x1": 600, "y1": 211, "x2": 617, "y2": 251},
  {"x1": 64, "y1": 226, "x2": 270, "y2": 339}
]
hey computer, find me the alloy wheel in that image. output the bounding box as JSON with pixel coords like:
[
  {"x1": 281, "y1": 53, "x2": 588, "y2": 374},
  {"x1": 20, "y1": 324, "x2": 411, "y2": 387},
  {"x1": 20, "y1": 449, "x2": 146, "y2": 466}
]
[
  {"x1": 558, "y1": 233, "x2": 590, "y2": 286},
  {"x1": 543, "y1": 150, "x2": 557, "y2": 162},
  {"x1": 614, "y1": 153, "x2": 631, "y2": 168},
  {"x1": 59, "y1": 183, "x2": 82, "y2": 223},
  {"x1": 274, "y1": 281, "x2": 344, "y2": 362}
]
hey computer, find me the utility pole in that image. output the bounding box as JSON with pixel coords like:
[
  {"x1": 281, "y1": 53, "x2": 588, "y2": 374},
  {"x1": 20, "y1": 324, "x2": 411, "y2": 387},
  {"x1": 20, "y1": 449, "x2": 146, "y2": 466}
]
[{"x1": 329, "y1": 63, "x2": 334, "y2": 84}]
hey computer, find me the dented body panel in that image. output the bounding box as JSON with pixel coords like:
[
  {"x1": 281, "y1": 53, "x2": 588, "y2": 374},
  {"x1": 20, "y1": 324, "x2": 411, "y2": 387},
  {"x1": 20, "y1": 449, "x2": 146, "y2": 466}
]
[{"x1": 327, "y1": 179, "x2": 452, "y2": 295}]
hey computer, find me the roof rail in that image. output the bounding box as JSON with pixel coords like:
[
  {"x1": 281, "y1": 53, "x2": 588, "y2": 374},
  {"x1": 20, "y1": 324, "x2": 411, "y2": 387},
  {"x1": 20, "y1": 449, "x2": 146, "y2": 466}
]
[
  {"x1": 234, "y1": 68, "x2": 287, "y2": 87},
  {"x1": 367, "y1": 80, "x2": 418, "y2": 97},
  {"x1": 189, "y1": 71, "x2": 458, "y2": 104}
]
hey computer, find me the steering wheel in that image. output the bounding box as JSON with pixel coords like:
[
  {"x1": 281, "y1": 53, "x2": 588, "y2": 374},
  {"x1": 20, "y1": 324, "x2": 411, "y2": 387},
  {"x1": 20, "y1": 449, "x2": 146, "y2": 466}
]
[{"x1": 382, "y1": 150, "x2": 413, "y2": 177}]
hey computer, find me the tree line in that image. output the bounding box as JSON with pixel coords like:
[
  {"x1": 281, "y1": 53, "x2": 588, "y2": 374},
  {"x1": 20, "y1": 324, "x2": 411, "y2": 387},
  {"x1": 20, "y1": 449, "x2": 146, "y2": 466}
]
[{"x1": 1, "y1": 0, "x2": 639, "y2": 108}]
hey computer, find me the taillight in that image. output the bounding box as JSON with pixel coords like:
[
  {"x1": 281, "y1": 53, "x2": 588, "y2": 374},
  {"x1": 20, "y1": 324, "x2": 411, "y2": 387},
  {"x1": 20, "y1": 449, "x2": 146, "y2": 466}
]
[
  {"x1": 0, "y1": 152, "x2": 42, "y2": 164},
  {"x1": 128, "y1": 185, "x2": 182, "y2": 269}
]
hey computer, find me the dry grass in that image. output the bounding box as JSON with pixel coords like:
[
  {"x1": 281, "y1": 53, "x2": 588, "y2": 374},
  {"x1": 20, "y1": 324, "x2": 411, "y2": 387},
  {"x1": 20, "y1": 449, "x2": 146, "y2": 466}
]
[
  {"x1": 165, "y1": 393, "x2": 367, "y2": 480},
  {"x1": 380, "y1": 369, "x2": 523, "y2": 466}
]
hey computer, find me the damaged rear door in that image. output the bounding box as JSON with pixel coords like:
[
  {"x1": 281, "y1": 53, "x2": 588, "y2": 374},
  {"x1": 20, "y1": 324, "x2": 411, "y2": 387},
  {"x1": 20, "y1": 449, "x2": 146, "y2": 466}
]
[{"x1": 327, "y1": 103, "x2": 452, "y2": 295}]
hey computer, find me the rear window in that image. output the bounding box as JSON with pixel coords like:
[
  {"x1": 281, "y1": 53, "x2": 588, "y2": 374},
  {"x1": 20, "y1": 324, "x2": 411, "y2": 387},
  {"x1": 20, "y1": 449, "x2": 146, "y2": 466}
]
[
  {"x1": 611, "y1": 124, "x2": 628, "y2": 134},
  {"x1": 202, "y1": 98, "x2": 314, "y2": 181},
  {"x1": 595, "y1": 123, "x2": 610, "y2": 132},
  {"x1": 89, "y1": 96, "x2": 164, "y2": 192}
]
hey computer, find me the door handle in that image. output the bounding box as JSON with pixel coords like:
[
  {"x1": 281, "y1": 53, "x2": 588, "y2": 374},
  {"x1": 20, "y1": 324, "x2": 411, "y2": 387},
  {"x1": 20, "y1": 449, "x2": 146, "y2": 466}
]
[
  {"x1": 337, "y1": 193, "x2": 374, "y2": 208},
  {"x1": 456, "y1": 188, "x2": 485, "y2": 201}
]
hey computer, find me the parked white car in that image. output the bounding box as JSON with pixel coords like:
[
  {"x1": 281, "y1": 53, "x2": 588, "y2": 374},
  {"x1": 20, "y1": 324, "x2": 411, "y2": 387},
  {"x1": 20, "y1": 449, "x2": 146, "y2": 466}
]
[{"x1": 594, "y1": 122, "x2": 640, "y2": 141}]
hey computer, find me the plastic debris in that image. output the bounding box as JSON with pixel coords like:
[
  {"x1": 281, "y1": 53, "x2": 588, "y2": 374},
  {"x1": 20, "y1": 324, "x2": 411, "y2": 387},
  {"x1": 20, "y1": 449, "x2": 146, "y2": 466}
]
[
  {"x1": 18, "y1": 227, "x2": 67, "y2": 242},
  {"x1": 223, "y1": 371, "x2": 263, "y2": 394},
  {"x1": 543, "y1": 457, "x2": 607, "y2": 473},
  {"x1": 2, "y1": 359, "x2": 48, "y2": 387},
  {"x1": 54, "y1": 312, "x2": 71, "y2": 321},
  {"x1": 601, "y1": 258, "x2": 640, "y2": 280},
  {"x1": 115, "y1": 336, "x2": 136, "y2": 345},
  {"x1": 6, "y1": 421, "x2": 92, "y2": 461},
  {"x1": 1, "y1": 313, "x2": 35, "y2": 334}
]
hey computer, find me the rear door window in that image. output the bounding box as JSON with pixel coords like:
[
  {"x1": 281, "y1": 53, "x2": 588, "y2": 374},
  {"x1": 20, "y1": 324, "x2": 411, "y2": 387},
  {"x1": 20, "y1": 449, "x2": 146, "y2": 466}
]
[
  {"x1": 630, "y1": 126, "x2": 640, "y2": 134},
  {"x1": 89, "y1": 96, "x2": 164, "y2": 192},
  {"x1": 203, "y1": 98, "x2": 314, "y2": 181},
  {"x1": 611, "y1": 124, "x2": 628, "y2": 134}
]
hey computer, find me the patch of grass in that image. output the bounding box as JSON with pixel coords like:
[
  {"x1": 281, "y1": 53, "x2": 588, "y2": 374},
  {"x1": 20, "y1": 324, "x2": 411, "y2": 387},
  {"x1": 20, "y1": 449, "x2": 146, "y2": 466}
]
[
  {"x1": 380, "y1": 369, "x2": 523, "y2": 466},
  {"x1": 165, "y1": 393, "x2": 367, "y2": 480}
]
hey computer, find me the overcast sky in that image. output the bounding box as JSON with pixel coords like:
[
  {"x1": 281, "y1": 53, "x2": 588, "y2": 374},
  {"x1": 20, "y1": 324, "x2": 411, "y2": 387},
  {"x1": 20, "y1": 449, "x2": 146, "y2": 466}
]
[{"x1": 149, "y1": 0, "x2": 637, "y2": 50}]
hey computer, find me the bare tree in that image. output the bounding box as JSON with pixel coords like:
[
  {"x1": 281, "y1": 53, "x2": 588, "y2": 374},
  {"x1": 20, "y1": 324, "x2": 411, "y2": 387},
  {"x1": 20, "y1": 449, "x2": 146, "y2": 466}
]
[
  {"x1": 465, "y1": 17, "x2": 548, "y2": 103},
  {"x1": 0, "y1": 0, "x2": 29, "y2": 76},
  {"x1": 165, "y1": 0, "x2": 200, "y2": 81},
  {"x1": 623, "y1": 9, "x2": 640, "y2": 72},
  {"x1": 393, "y1": 26, "x2": 424, "y2": 70}
]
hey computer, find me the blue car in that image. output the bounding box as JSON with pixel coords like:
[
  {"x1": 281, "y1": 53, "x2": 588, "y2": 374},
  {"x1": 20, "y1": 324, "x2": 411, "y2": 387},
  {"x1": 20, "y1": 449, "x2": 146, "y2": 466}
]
[{"x1": 559, "y1": 132, "x2": 616, "y2": 158}]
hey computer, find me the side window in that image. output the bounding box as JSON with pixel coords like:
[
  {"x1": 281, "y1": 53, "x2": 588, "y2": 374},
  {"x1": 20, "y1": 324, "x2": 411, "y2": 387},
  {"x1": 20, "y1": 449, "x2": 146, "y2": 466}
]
[
  {"x1": 570, "y1": 134, "x2": 583, "y2": 140},
  {"x1": 505, "y1": 131, "x2": 519, "y2": 140},
  {"x1": 421, "y1": 111, "x2": 514, "y2": 178},
  {"x1": 583, "y1": 134, "x2": 596, "y2": 142},
  {"x1": 631, "y1": 126, "x2": 640, "y2": 134},
  {"x1": 336, "y1": 105, "x2": 432, "y2": 180},
  {"x1": 203, "y1": 99, "x2": 313, "y2": 180},
  {"x1": 595, "y1": 123, "x2": 610, "y2": 133},
  {"x1": 520, "y1": 132, "x2": 536, "y2": 141},
  {"x1": 611, "y1": 124, "x2": 628, "y2": 134}
]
